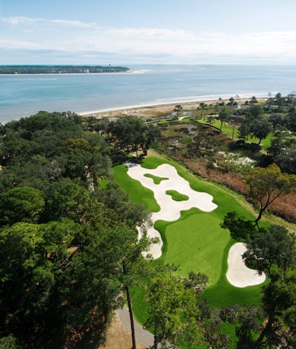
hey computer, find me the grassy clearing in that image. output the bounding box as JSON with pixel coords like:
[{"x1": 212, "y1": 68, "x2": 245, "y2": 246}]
[
  {"x1": 197, "y1": 117, "x2": 238, "y2": 139},
  {"x1": 166, "y1": 189, "x2": 189, "y2": 201},
  {"x1": 144, "y1": 173, "x2": 168, "y2": 184},
  {"x1": 197, "y1": 117, "x2": 273, "y2": 150}
]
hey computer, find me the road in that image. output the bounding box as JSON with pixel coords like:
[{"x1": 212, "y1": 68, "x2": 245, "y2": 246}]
[{"x1": 117, "y1": 307, "x2": 155, "y2": 348}]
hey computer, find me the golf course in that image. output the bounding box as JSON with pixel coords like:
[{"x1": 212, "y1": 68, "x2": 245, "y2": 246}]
[{"x1": 113, "y1": 154, "x2": 266, "y2": 327}]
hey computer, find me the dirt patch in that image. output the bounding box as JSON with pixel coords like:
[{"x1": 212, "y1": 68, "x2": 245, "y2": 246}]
[{"x1": 99, "y1": 315, "x2": 147, "y2": 349}]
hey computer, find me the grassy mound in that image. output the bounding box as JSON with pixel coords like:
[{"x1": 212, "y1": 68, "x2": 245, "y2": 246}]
[
  {"x1": 144, "y1": 173, "x2": 169, "y2": 184},
  {"x1": 166, "y1": 189, "x2": 189, "y2": 201}
]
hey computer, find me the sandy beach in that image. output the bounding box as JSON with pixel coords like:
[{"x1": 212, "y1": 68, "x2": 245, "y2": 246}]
[{"x1": 78, "y1": 93, "x2": 270, "y2": 118}]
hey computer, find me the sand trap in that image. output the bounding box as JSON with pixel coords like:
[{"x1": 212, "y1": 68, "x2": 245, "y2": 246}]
[
  {"x1": 126, "y1": 162, "x2": 265, "y2": 288},
  {"x1": 226, "y1": 243, "x2": 266, "y2": 288},
  {"x1": 126, "y1": 163, "x2": 217, "y2": 259}
]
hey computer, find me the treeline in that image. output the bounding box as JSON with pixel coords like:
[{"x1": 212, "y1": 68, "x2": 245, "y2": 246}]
[
  {"x1": 0, "y1": 112, "x2": 149, "y2": 348},
  {"x1": 220, "y1": 94, "x2": 296, "y2": 174},
  {"x1": 0, "y1": 65, "x2": 129, "y2": 74}
]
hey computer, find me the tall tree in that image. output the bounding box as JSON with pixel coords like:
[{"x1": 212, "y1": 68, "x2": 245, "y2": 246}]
[
  {"x1": 243, "y1": 225, "x2": 296, "y2": 276},
  {"x1": 107, "y1": 116, "x2": 158, "y2": 155},
  {"x1": 0, "y1": 186, "x2": 45, "y2": 227},
  {"x1": 247, "y1": 164, "x2": 296, "y2": 224},
  {"x1": 251, "y1": 118, "x2": 272, "y2": 144},
  {"x1": 145, "y1": 268, "x2": 202, "y2": 348},
  {"x1": 218, "y1": 107, "x2": 230, "y2": 131},
  {"x1": 253, "y1": 267, "x2": 296, "y2": 349},
  {"x1": 109, "y1": 225, "x2": 151, "y2": 349}
]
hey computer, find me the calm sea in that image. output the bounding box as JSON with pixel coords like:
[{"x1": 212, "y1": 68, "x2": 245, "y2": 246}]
[{"x1": 0, "y1": 65, "x2": 296, "y2": 123}]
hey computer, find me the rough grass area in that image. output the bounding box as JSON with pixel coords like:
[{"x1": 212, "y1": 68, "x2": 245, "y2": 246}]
[
  {"x1": 166, "y1": 189, "x2": 189, "y2": 201},
  {"x1": 144, "y1": 173, "x2": 168, "y2": 184}
]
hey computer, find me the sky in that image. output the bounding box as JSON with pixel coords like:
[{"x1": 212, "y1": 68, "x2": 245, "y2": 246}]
[{"x1": 1, "y1": 0, "x2": 296, "y2": 65}]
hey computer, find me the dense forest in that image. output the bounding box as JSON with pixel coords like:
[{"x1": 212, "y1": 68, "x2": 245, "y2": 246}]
[
  {"x1": 0, "y1": 95, "x2": 295, "y2": 348},
  {"x1": 0, "y1": 112, "x2": 154, "y2": 348},
  {"x1": 0, "y1": 65, "x2": 129, "y2": 74}
]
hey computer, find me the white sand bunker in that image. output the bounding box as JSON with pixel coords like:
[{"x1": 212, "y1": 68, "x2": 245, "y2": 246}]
[
  {"x1": 127, "y1": 163, "x2": 217, "y2": 259},
  {"x1": 127, "y1": 162, "x2": 265, "y2": 288},
  {"x1": 227, "y1": 243, "x2": 266, "y2": 288}
]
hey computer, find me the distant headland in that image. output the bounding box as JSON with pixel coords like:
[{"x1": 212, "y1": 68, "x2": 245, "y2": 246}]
[{"x1": 0, "y1": 65, "x2": 130, "y2": 75}]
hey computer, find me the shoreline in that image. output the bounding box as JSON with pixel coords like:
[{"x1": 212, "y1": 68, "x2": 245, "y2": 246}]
[
  {"x1": 78, "y1": 92, "x2": 272, "y2": 117},
  {"x1": 0, "y1": 69, "x2": 144, "y2": 77}
]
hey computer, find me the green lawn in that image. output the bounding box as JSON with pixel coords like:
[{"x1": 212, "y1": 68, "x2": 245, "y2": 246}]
[
  {"x1": 112, "y1": 165, "x2": 160, "y2": 212},
  {"x1": 197, "y1": 117, "x2": 274, "y2": 150},
  {"x1": 144, "y1": 173, "x2": 168, "y2": 184},
  {"x1": 198, "y1": 117, "x2": 238, "y2": 139},
  {"x1": 166, "y1": 189, "x2": 189, "y2": 201},
  {"x1": 113, "y1": 155, "x2": 265, "y2": 347}
]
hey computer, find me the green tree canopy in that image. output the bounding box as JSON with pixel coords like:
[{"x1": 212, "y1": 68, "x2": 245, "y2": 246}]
[
  {"x1": 218, "y1": 107, "x2": 230, "y2": 131},
  {"x1": 145, "y1": 268, "x2": 202, "y2": 348},
  {"x1": 247, "y1": 164, "x2": 296, "y2": 224},
  {"x1": 243, "y1": 225, "x2": 296, "y2": 276},
  {"x1": 107, "y1": 116, "x2": 159, "y2": 155},
  {"x1": 0, "y1": 186, "x2": 45, "y2": 227}
]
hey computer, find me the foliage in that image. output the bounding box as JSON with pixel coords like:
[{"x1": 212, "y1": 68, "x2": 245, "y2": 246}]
[
  {"x1": 221, "y1": 211, "x2": 296, "y2": 348},
  {"x1": 244, "y1": 225, "x2": 296, "y2": 276},
  {"x1": 0, "y1": 186, "x2": 45, "y2": 227},
  {"x1": 254, "y1": 267, "x2": 296, "y2": 348},
  {"x1": 107, "y1": 115, "x2": 159, "y2": 154},
  {"x1": 268, "y1": 133, "x2": 296, "y2": 174},
  {"x1": 0, "y1": 111, "x2": 110, "y2": 191},
  {"x1": 247, "y1": 164, "x2": 296, "y2": 223},
  {"x1": 238, "y1": 105, "x2": 272, "y2": 144},
  {"x1": 0, "y1": 65, "x2": 129, "y2": 74},
  {"x1": 0, "y1": 335, "x2": 22, "y2": 349},
  {"x1": 0, "y1": 112, "x2": 150, "y2": 347},
  {"x1": 218, "y1": 107, "x2": 231, "y2": 131},
  {"x1": 145, "y1": 268, "x2": 202, "y2": 348},
  {"x1": 220, "y1": 305, "x2": 264, "y2": 349}
]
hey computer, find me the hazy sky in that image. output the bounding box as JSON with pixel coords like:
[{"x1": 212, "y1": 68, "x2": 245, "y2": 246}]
[{"x1": 1, "y1": 0, "x2": 296, "y2": 64}]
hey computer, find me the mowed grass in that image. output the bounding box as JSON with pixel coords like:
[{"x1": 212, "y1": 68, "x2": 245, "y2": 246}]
[
  {"x1": 112, "y1": 165, "x2": 160, "y2": 212},
  {"x1": 113, "y1": 155, "x2": 265, "y2": 347},
  {"x1": 144, "y1": 173, "x2": 168, "y2": 184},
  {"x1": 155, "y1": 210, "x2": 227, "y2": 285},
  {"x1": 166, "y1": 189, "x2": 189, "y2": 201}
]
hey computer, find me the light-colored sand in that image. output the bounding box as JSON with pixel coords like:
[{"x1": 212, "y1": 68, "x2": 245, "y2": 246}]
[
  {"x1": 79, "y1": 94, "x2": 270, "y2": 117},
  {"x1": 127, "y1": 163, "x2": 217, "y2": 259},
  {"x1": 226, "y1": 242, "x2": 266, "y2": 288}
]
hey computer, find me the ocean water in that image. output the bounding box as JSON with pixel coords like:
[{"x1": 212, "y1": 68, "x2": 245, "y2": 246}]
[{"x1": 0, "y1": 65, "x2": 296, "y2": 123}]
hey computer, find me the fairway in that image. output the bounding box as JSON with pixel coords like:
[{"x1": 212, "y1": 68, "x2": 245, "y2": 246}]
[{"x1": 113, "y1": 155, "x2": 265, "y2": 310}]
